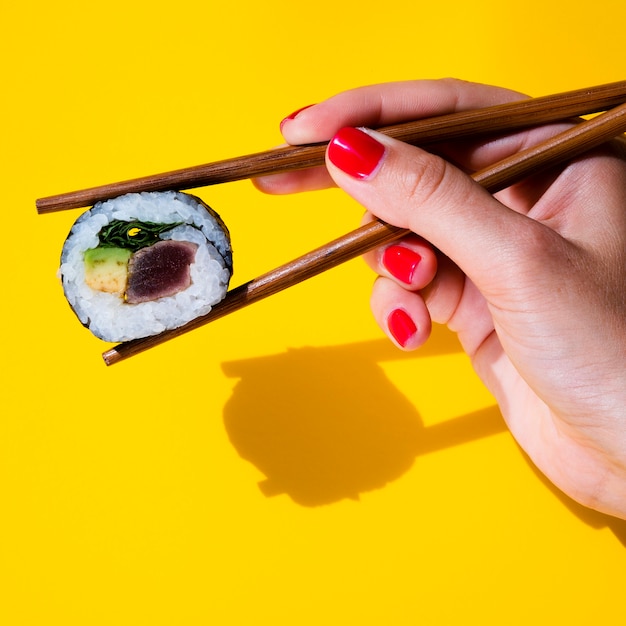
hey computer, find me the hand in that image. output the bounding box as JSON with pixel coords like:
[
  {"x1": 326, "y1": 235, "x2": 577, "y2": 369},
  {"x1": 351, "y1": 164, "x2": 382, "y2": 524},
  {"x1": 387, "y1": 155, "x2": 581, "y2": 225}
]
[{"x1": 254, "y1": 79, "x2": 626, "y2": 519}]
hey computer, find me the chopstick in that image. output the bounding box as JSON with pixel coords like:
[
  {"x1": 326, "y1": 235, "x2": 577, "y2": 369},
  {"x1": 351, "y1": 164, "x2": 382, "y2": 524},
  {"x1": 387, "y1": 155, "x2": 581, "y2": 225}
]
[
  {"x1": 36, "y1": 80, "x2": 626, "y2": 214},
  {"x1": 102, "y1": 100, "x2": 626, "y2": 365}
]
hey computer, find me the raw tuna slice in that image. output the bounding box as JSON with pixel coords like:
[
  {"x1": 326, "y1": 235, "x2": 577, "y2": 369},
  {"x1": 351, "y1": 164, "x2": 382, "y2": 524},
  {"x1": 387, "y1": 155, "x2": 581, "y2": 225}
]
[{"x1": 126, "y1": 240, "x2": 198, "y2": 304}]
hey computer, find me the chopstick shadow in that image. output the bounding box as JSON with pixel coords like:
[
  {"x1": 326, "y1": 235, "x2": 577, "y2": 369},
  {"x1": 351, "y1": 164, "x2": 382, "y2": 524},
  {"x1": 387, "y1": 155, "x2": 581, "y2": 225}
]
[{"x1": 221, "y1": 325, "x2": 626, "y2": 543}]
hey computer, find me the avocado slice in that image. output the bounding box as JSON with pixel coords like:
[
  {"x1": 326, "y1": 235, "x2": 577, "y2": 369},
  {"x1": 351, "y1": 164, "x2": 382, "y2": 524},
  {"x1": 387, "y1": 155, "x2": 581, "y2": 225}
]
[{"x1": 84, "y1": 247, "x2": 132, "y2": 294}]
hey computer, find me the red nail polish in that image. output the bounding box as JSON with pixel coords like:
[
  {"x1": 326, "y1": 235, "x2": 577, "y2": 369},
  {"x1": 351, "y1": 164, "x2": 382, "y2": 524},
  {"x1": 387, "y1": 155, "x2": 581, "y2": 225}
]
[
  {"x1": 382, "y1": 245, "x2": 421, "y2": 284},
  {"x1": 387, "y1": 309, "x2": 417, "y2": 348},
  {"x1": 280, "y1": 104, "x2": 315, "y2": 132},
  {"x1": 328, "y1": 127, "x2": 386, "y2": 179}
]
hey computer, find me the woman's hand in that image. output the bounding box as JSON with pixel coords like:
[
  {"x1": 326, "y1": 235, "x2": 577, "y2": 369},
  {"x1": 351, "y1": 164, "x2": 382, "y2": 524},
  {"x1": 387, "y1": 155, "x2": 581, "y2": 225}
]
[{"x1": 254, "y1": 79, "x2": 626, "y2": 519}]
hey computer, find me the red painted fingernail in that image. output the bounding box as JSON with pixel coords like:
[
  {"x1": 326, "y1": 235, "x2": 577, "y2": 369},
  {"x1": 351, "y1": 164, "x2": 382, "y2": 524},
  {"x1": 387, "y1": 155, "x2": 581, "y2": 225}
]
[
  {"x1": 387, "y1": 309, "x2": 417, "y2": 348},
  {"x1": 280, "y1": 104, "x2": 315, "y2": 132},
  {"x1": 328, "y1": 127, "x2": 386, "y2": 179},
  {"x1": 382, "y1": 245, "x2": 422, "y2": 284}
]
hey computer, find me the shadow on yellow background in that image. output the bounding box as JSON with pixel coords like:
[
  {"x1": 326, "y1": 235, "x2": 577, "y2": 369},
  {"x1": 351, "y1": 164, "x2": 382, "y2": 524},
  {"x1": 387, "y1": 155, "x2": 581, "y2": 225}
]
[{"x1": 222, "y1": 327, "x2": 626, "y2": 544}]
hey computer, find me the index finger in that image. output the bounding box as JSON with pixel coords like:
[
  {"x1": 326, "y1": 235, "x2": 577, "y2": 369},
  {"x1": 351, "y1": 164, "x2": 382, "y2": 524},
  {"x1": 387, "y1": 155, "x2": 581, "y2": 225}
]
[
  {"x1": 281, "y1": 78, "x2": 527, "y2": 146},
  {"x1": 254, "y1": 79, "x2": 527, "y2": 195}
]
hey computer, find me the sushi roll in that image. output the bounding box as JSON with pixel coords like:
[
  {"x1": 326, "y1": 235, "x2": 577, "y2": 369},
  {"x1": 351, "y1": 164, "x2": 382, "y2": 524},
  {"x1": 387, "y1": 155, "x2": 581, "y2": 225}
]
[{"x1": 59, "y1": 191, "x2": 233, "y2": 342}]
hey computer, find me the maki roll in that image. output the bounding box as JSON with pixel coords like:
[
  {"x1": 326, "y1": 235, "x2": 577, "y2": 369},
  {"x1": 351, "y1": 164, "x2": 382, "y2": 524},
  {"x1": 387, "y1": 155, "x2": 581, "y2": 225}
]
[{"x1": 59, "y1": 191, "x2": 233, "y2": 342}]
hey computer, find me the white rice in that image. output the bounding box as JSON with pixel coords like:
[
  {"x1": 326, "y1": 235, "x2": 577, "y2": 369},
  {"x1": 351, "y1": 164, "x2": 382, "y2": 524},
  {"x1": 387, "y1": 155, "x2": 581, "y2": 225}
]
[{"x1": 59, "y1": 191, "x2": 233, "y2": 342}]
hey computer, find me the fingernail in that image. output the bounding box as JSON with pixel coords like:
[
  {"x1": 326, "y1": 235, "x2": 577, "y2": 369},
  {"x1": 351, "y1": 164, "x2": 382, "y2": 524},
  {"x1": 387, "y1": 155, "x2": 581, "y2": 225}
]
[
  {"x1": 382, "y1": 245, "x2": 422, "y2": 284},
  {"x1": 387, "y1": 309, "x2": 417, "y2": 348},
  {"x1": 280, "y1": 104, "x2": 315, "y2": 132},
  {"x1": 328, "y1": 127, "x2": 386, "y2": 179}
]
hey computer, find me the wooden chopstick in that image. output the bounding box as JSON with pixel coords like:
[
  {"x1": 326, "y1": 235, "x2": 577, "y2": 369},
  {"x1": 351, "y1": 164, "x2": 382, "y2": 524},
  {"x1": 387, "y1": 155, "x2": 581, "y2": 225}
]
[
  {"x1": 36, "y1": 80, "x2": 626, "y2": 214},
  {"x1": 102, "y1": 100, "x2": 626, "y2": 365}
]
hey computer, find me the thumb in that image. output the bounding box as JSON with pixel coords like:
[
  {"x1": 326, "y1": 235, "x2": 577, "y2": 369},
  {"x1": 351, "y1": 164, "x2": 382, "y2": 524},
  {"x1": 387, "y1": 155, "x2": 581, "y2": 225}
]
[{"x1": 325, "y1": 127, "x2": 549, "y2": 295}]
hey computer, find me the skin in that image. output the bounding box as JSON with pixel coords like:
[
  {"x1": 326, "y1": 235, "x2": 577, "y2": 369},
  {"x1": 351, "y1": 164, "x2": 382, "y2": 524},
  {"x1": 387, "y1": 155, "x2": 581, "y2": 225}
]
[{"x1": 254, "y1": 79, "x2": 626, "y2": 519}]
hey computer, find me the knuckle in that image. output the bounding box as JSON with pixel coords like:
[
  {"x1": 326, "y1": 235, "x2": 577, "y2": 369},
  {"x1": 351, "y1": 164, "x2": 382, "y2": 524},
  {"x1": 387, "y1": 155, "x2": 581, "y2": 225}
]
[{"x1": 397, "y1": 153, "x2": 459, "y2": 211}]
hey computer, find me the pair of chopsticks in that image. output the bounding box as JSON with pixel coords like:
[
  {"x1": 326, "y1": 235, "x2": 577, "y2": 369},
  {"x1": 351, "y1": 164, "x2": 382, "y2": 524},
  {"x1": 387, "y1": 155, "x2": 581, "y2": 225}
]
[{"x1": 36, "y1": 81, "x2": 626, "y2": 365}]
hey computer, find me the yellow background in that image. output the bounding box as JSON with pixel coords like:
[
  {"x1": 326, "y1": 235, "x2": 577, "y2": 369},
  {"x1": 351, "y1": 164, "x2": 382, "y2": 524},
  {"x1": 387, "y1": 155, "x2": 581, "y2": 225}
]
[{"x1": 2, "y1": 1, "x2": 625, "y2": 623}]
